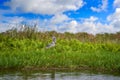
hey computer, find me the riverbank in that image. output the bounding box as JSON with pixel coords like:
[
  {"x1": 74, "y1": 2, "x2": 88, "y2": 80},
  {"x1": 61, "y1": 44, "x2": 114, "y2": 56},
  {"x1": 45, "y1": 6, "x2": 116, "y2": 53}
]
[
  {"x1": 0, "y1": 29, "x2": 120, "y2": 73},
  {"x1": 0, "y1": 64, "x2": 119, "y2": 75},
  {"x1": 0, "y1": 40, "x2": 120, "y2": 73}
]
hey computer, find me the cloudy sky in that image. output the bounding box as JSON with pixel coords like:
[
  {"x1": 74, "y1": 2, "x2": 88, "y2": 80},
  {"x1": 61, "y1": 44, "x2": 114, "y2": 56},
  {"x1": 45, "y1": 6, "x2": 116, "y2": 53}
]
[{"x1": 0, "y1": 0, "x2": 120, "y2": 34}]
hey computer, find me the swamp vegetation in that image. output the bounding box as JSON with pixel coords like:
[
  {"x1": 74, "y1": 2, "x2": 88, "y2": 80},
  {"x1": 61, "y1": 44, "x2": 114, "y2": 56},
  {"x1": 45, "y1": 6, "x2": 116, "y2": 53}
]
[{"x1": 0, "y1": 25, "x2": 120, "y2": 72}]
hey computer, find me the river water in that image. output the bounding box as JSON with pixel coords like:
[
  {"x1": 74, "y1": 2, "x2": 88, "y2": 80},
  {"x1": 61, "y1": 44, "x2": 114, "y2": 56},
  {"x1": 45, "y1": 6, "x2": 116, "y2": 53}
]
[{"x1": 0, "y1": 70, "x2": 120, "y2": 80}]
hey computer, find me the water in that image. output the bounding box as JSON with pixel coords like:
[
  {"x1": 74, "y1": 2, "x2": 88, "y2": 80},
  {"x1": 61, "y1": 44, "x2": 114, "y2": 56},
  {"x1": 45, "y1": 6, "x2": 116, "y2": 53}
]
[{"x1": 0, "y1": 70, "x2": 120, "y2": 80}]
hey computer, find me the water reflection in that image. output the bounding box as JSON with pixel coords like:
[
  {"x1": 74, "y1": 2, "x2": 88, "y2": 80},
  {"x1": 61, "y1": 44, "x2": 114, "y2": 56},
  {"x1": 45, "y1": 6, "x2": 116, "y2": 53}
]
[{"x1": 0, "y1": 71, "x2": 120, "y2": 80}]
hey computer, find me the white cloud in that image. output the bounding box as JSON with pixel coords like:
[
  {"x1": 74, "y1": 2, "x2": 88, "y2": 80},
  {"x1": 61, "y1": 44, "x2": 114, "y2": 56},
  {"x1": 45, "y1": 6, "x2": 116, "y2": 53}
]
[
  {"x1": 108, "y1": 0, "x2": 120, "y2": 32},
  {"x1": 47, "y1": 16, "x2": 113, "y2": 34},
  {"x1": 76, "y1": 17, "x2": 112, "y2": 34},
  {"x1": 91, "y1": 0, "x2": 108, "y2": 12},
  {"x1": 56, "y1": 16, "x2": 118, "y2": 34},
  {"x1": 0, "y1": 23, "x2": 10, "y2": 32},
  {"x1": 50, "y1": 14, "x2": 70, "y2": 24},
  {"x1": 5, "y1": 0, "x2": 84, "y2": 15},
  {"x1": 114, "y1": 0, "x2": 120, "y2": 7},
  {"x1": 84, "y1": 16, "x2": 98, "y2": 22},
  {"x1": 107, "y1": 8, "x2": 120, "y2": 32},
  {"x1": 0, "y1": 16, "x2": 23, "y2": 32},
  {"x1": 67, "y1": 20, "x2": 78, "y2": 33},
  {"x1": 0, "y1": 14, "x2": 118, "y2": 34},
  {"x1": 0, "y1": 15, "x2": 43, "y2": 32},
  {"x1": 1, "y1": 9, "x2": 120, "y2": 34},
  {"x1": 107, "y1": 8, "x2": 120, "y2": 21}
]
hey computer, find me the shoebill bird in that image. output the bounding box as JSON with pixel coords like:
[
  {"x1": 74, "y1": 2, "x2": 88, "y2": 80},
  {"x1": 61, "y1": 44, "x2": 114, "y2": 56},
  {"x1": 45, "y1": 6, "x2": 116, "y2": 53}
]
[{"x1": 46, "y1": 36, "x2": 56, "y2": 48}]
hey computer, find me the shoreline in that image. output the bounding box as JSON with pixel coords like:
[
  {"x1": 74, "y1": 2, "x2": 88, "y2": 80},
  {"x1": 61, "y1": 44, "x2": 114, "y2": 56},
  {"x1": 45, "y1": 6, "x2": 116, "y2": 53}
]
[{"x1": 0, "y1": 66, "x2": 119, "y2": 74}]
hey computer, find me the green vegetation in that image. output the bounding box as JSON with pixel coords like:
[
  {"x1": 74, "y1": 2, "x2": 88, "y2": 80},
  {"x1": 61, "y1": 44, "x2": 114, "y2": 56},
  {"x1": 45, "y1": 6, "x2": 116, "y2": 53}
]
[{"x1": 0, "y1": 26, "x2": 120, "y2": 72}]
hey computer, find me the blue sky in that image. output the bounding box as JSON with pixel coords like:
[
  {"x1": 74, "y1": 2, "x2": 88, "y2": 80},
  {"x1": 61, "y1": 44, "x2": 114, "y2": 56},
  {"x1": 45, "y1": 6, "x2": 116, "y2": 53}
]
[{"x1": 0, "y1": 0, "x2": 120, "y2": 34}]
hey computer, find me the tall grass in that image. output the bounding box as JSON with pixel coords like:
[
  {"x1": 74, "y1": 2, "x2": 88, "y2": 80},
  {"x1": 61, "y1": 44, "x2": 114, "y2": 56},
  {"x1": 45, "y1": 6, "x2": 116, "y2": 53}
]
[{"x1": 0, "y1": 25, "x2": 120, "y2": 72}]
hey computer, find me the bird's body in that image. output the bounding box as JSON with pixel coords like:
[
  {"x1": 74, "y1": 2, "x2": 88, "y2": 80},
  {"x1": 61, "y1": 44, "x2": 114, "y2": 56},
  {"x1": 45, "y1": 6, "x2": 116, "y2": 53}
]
[
  {"x1": 52, "y1": 36, "x2": 56, "y2": 43},
  {"x1": 46, "y1": 36, "x2": 56, "y2": 49}
]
